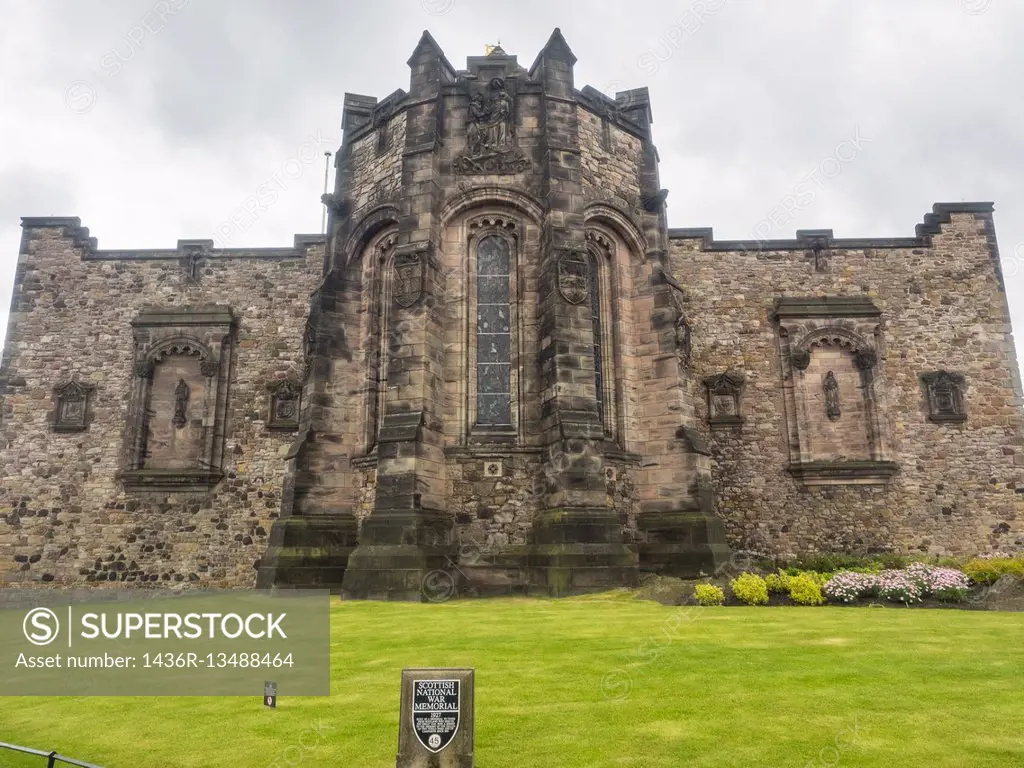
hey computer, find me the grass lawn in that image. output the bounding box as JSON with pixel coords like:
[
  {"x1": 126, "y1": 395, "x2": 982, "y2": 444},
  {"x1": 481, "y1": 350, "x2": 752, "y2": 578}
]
[{"x1": 1, "y1": 593, "x2": 1022, "y2": 767}]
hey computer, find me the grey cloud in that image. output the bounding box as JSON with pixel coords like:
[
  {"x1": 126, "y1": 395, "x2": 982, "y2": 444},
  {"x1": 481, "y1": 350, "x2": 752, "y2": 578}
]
[{"x1": 3, "y1": 0, "x2": 1024, "y2": 358}]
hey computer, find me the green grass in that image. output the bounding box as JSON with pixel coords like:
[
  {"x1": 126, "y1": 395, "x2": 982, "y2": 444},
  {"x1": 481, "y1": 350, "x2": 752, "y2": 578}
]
[{"x1": 2, "y1": 594, "x2": 1023, "y2": 767}]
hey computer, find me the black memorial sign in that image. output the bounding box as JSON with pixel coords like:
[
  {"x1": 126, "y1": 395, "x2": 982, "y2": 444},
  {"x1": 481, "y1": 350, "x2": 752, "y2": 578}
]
[{"x1": 411, "y1": 679, "x2": 460, "y2": 753}]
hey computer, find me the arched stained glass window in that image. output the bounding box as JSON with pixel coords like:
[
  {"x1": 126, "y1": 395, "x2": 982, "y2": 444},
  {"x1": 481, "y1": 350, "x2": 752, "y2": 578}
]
[
  {"x1": 589, "y1": 252, "x2": 605, "y2": 428},
  {"x1": 476, "y1": 236, "x2": 512, "y2": 427}
]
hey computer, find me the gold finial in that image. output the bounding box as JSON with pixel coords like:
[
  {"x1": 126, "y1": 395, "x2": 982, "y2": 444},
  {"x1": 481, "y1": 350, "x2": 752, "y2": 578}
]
[{"x1": 485, "y1": 40, "x2": 504, "y2": 55}]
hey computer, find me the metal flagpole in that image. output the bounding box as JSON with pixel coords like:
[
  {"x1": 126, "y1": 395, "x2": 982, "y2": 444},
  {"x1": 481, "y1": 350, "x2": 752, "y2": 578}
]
[{"x1": 321, "y1": 151, "x2": 332, "y2": 235}]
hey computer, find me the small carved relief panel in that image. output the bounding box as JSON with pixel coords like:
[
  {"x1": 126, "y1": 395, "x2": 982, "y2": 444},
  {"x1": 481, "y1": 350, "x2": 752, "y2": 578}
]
[
  {"x1": 556, "y1": 250, "x2": 589, "y2": 305},
  {"x1": 703, "y1": 372, "x2": 744, "y2": 428},
  {"x1": 453, "y1": 77, "x2": 530, "y2": 175},
  {"x1": 393, "y1": 250, "x2": 425, "y2": 309},
  {"x1": 53, "y1": 380, "x2": 94, "y2": 432},
  {"x1": 268, "y1": 380, "x2": 302, "y2": 431},
  {"x1": 157, "y1": 246, "x2": 205, "y2": 291},
  {"x1": 921, "y1": 371, "x2": 967, "y2": 423}
]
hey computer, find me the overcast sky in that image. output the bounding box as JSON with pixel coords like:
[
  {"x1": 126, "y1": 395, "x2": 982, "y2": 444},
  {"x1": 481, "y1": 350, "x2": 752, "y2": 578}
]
[{"x1": 2, "y1": 0, "x2": 1023, "y2": 370}]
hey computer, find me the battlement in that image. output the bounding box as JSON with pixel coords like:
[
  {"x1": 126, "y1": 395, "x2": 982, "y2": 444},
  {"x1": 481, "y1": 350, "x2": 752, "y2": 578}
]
[
  {"x1": 338, "y1": 28, "x2": 653, "y2": 149},
  {"x1": 669, "y1": 202, "x2": 997, "y2": 251},
  {"x1": 19, "y1": 217, "x2": 324, "y2": 262}
]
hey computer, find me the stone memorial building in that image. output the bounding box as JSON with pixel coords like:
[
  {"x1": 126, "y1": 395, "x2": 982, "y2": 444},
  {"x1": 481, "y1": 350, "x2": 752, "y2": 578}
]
[{"x1": 2, "y1": 30, "x2": 1023, "y2": 597}]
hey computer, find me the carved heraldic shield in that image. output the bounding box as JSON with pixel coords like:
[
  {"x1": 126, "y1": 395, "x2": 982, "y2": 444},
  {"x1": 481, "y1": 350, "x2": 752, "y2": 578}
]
[
  {"x1": 394, "y1": 252, "x2": 424, "y2": 308},
  {"x1": 557, "y1": 251, "x2": 589, "y2": 305}
]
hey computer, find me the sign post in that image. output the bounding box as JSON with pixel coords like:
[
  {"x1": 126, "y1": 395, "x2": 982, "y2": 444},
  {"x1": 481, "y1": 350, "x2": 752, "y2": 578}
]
[{"x1": 397, "y1": 668, "x2": 474, "y2": 767}]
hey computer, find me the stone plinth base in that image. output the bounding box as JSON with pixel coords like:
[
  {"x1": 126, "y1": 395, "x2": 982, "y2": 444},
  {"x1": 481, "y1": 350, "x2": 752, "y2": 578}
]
[
  {"x1": 341, "y1": 545, "x2": 456, "y2": 601},
  {"x1": 255, "y1": 515, "x2": 357, "y2": 594},
  {"x1": 637, "y1": 508, "x2": 731, "y2": 577},
  {"x1": 530, "y1": 541, "x2": 639, "y2": 596}
]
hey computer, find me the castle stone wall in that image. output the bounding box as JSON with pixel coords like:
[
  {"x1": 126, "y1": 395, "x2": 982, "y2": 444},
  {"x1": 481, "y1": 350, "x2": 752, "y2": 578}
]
[
  {"x1": 0, "y1": 222, "x2": 322, "y2": 586},
  {"x1": 349, "y1": 112, "x2": 407, "y2": 216},
  {"x1": 578, "y1": 106, "x2": 643, "y2": 211},
  {"x1": 673, "y1": 210, "x2": 1024, "y2": 556}
]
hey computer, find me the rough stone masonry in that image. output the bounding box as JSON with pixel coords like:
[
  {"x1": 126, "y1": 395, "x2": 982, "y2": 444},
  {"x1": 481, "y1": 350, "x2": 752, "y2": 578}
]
[{"x1": 1, "y1": 30, "x2": 1022, "y2": 596}]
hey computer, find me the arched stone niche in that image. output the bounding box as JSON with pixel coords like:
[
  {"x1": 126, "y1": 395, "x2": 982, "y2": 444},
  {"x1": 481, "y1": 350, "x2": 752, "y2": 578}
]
[
  {"x1": 123, "y1": 306, "x2": 236, "y2": 490},
  {"x1": 774, "y1": 297, "x2": 897, "y2": 485}
]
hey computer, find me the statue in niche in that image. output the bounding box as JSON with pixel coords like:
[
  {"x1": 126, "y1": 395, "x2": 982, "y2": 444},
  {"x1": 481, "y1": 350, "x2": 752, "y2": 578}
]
[
  {"x1": 486, "y1": 78, "x2": 512, "y2": 148},
  {"x1": 466, "y1": 94, "x2": 489, "y2": 156},
  {"x1": 675, "y1": 313, "x2": 692, "y2": 368},
  {"x1": 454, "y1": 77, "x2": 529, "y2": 174},
  {"x1": 823, "y1": 371, "x2": 841, "y2": 421},
  {"x1": 173, "y1": 379, "x2": 190, "y2": 428}
]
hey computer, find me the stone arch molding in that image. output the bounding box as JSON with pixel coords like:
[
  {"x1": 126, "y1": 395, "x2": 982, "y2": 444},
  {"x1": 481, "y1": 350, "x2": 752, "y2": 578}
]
[
  {"x1": 585, "y1": 228, "x2": 615, "y2": 260},
  {"x1": 148, "y1": 337, "x2": 217, "y2": 369},
  {"x1": 791, "y1": 326, "x2": 878, "y2": 371},
  {"x1": 440, "y1": 186, "x2": 544, "y2": 227},
  {"x1": 583, "y1": 202, "x2": 648, "y2": 258},
  {"x1": 342, "y1": 203, "x2": 400, "y2": 268},
  {"x1": 466, "y1": 213, "x2": 521, "y2": 263}
]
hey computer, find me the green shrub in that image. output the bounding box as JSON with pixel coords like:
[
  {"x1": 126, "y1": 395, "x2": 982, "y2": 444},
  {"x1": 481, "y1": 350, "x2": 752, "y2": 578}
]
[
  {"x1": 788, "y1": 573, "x2": 825, "y2": 605},
  {"x1": 694, "y1": 583, "x2": 725, "y2": 606},
  {"x1": 797, "y1": 570, "x2": 831, "y2": 585},
  {"x1": 962, "y1": 558, "x2": 1024, "y2": 585},
  {"x1": 730, "y1": 573, "x2": 769, "y2": 606},
  {"x1": 934, "y1": 587, "x2": 968, "y2": 603},
  {"x1": 765, "y1": 571, "x2": 791, "y2": 594}
]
